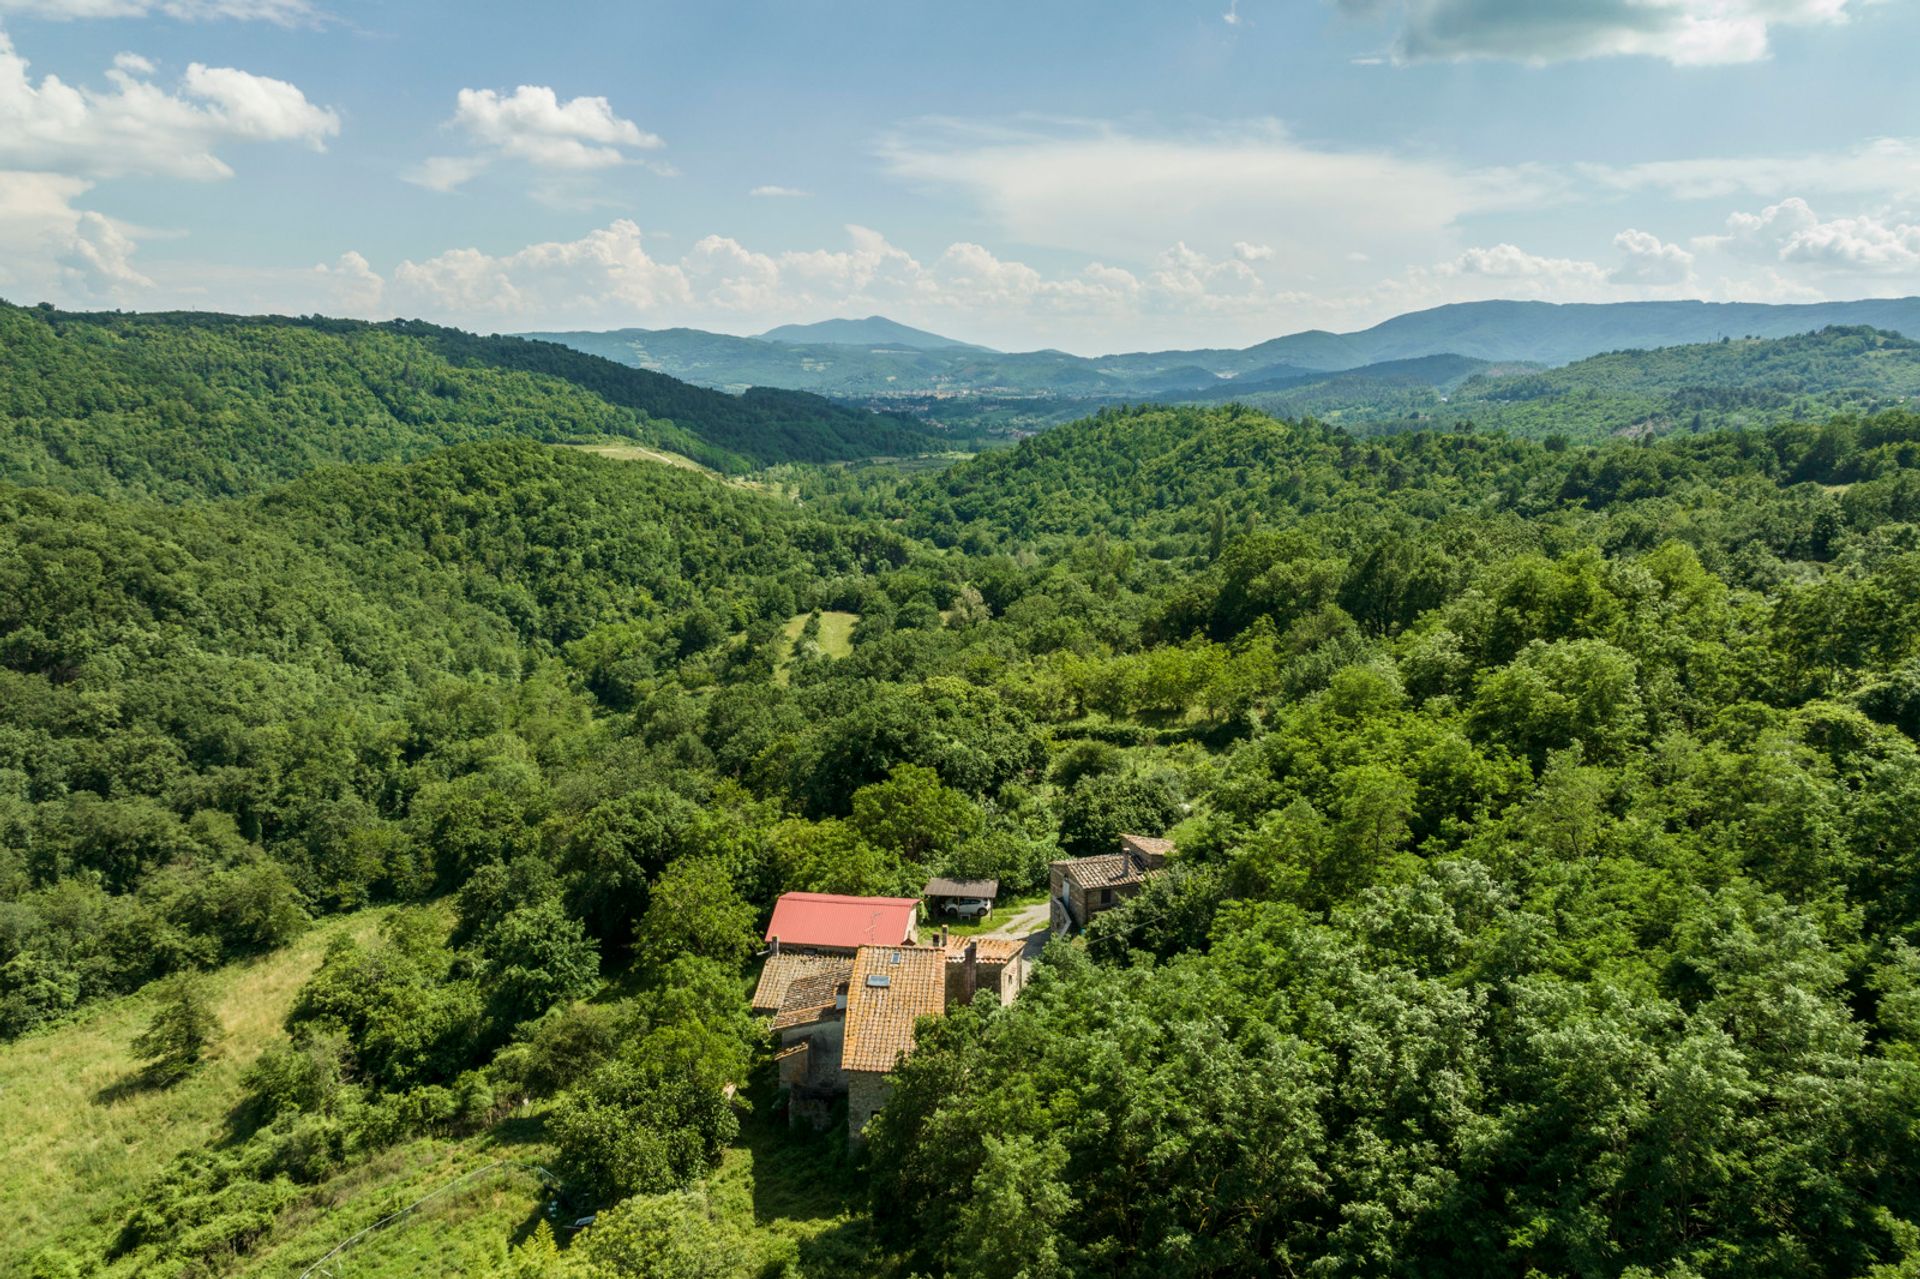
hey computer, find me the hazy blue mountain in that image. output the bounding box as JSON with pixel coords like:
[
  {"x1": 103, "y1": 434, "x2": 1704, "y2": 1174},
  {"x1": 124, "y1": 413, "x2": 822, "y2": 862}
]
[
  {"x1": 757, "y1": 314, "x2": 989, "y2": 351},
  {"x1": 1208, "y1": 325, "x2": 1920, "y2": 442},
  {"x1": 528, "y1": 297, "x2": 1920, "y2": 443},
  {"x1": 1294, "y1": 297, "x2": 1920, "y2": 368}
]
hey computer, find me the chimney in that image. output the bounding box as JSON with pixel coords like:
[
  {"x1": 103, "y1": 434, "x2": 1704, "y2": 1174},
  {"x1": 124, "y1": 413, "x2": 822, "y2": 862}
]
[{"x1": 961, "y1": 941, "x2": 978, "y2": 1004}]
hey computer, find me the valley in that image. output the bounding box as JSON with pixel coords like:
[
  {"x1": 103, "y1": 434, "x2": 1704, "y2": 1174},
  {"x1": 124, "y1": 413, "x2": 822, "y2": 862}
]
[{"x1": 5, "y1": 296, "x2": 1920, "y2": 1275}]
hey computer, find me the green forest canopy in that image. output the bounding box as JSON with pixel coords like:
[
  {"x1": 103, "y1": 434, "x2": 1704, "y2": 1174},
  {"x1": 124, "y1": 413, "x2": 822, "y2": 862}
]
[
  {"x1": 0, "y1": 300, "x2": 940, "y2": 500},
  {"x1": 4, "y1": 308, "x2": 1920, "y2": 1276}
]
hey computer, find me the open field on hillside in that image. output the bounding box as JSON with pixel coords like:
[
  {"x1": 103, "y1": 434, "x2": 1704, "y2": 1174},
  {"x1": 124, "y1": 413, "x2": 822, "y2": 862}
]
[
  {"x1": 774, "y1": 610, "x2": 860, "y2": 683},
  {"x1": 562, "y1": 441, "x2": 717, "y2": 474},
  {"x1": 0, "y1": 910, "x2": 391, "y2": 1274}
]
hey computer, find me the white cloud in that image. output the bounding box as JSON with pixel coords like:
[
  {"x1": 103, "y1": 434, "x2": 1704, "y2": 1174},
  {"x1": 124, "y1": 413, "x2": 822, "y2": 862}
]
[
  {"x1": 1609, "y1": 228, "x2": 1694, "y2": 284},
  {"x1": 1233, "y1": 240, "x2": 1276, "y2": 261},
  {"x1": 417, "y1": 84, "x2": 662, "y2": 192},
  {"x1": 0, "y1": 30, "x2": 339, "y2": 180},
  {"x1": 1441, "y1": 242, "x2": 1608, "y2": 285},
  {"x1": 0, "y1": 169, "x2": 148, "y2": 300},
  {"x1": 405, "y1": 155, "x2": 489, "y2": 194},
  {"x1": 453, "y1": 85, "x2": 659, "y2": 168},
  {"x1": 1358, "y1": 241, "x2": 1616, "y2": 316},
  {"x1": 372, "y1": 221, "x2": 1296, "y2": 344},
  {"x1": 0, "y1": 28, "x2": 337, "y2": 309},
  {"x1": 0, "y1": 0, "x2": 315, "y2": 22},
  {"x1": 880, "y1": 117, "x2": 1557, "y2": 270},
  {"x1": 1339, "y1": 0, "x2": 1859, "y2": 66},
  {"x1": 392, "y1": 219, "x2": 693, "y2": 318},
  {"x1": 749, "y1": 184, "x2": 809, "y2": 198},
  {"x1": 1710, "y1": 197, "x2": 1920, "y2": 273},
  {"x1": 312, "y1": 249, "x2": 382, "y2": 312}
]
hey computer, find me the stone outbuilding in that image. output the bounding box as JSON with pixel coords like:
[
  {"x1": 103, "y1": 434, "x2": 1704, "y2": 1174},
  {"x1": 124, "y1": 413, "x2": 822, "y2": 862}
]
[
  {"x1": 1049, "y1": 833, "x2": 1174, "y2": 936},
  {"x1": 940, "y1": 933, "x2": 1029, "y2": 1007}
]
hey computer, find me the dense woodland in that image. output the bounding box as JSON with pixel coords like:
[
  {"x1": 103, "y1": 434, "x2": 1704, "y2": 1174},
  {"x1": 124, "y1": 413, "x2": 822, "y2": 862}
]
[
  {"x1": 0, "y1": 302, "x2": 937, "y2": 498},
  {"x1": 4, "y1": 306, "x2": 1920, "y2": 1278}
]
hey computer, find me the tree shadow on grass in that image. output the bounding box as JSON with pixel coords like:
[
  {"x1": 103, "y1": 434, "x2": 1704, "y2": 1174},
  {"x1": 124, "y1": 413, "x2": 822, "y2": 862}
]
[
  {"x1": 92, "y1": 1064, "x2": 186, "y2": 1106},
  {"x1": 736, "y1": 1072, "x2": 869, "y2": 1228}
]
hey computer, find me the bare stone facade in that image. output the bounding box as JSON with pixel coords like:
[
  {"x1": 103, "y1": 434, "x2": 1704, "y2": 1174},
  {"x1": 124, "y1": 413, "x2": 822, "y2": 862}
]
[{"x1": 847, "y1": 1069, "x2": 892, "y2": 1143}]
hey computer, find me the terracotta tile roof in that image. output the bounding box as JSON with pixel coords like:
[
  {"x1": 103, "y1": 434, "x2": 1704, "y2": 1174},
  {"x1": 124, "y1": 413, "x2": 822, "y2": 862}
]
[
  {"x1": 752, "y1": 952, "x2": 854, "y2": 1015},
  {"x1": 1058, "y1": 852, "x2": 1153, "y2": 891},
  {"x1": 942, "y1": 935, "x2": 1028, "y2": 965},
  {"x1": 765, "y1": 892, "x2": 919, "y2": 951},
  {"x1": 842, "y1": 945, "x2": 947, "y2": 1074},
  {"x1": 1120, "y1": 834, "x2": 1176, "y2": 858},
  {"x1": 924, "y1": 877, "x2": 998, "y2": 898},
  {"x1": 771, "y1": 970, "x2": 849, "y2": 1031}
]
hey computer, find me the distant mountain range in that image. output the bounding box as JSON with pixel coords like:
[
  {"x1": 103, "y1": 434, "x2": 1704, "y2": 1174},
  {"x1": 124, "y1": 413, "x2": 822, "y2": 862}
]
[
  {"x1": 758, "y1": 315, "x2": 990, "y2": 351},
  {"x1": 1206, "y1": 325, "x2": 1920, "y2": 442},
  {"x1": 526, "y1": 298, "x2": 1920, "y2": 413}
]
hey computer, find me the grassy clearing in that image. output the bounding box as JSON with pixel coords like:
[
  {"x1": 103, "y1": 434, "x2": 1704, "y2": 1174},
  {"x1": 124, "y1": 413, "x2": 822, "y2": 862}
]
[
  {"x1": 773, "y1": 611, "x2": 859, "y2": 684},
  {"x1": 0, "y1": 909, "x2": 390, "y2": 1275},
  {"x1": 562, "y1": 441, "x2": 717, "y2": 474},
  {"x1": 237, "y1": 1133, "x2": 553, "y2": 1279},
  {"x1": 706, "y1": 1075, "x2": 897, "y2": 1277}
]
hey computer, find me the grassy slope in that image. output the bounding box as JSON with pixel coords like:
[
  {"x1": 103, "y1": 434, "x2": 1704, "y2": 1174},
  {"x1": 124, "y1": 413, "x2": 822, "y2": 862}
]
[
  {"x1": 562, "y1": 441, "x2": 719, "y2": 475},
  {"x1": 235, "y1": 1136, "x2": 551, "y2": 1279},
  {"x1": 0, "y1": 910, "x2": 388, "y2": 1273},
  {"x1": 774, "y1": 611, "x2": 860, "y2": 684},
  {"x1": 3, "y1": 898, "x2": 892, "y2": 1277}
]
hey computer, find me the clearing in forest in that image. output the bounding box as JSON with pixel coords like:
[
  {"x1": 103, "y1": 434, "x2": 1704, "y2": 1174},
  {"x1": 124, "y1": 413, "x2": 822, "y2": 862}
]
[
  {"x1": 774, "y1": 611, "x2": 859, "y2": 683},
  {"x1": 0, "y1": 910, "x2": 390, "y2": 1273}
]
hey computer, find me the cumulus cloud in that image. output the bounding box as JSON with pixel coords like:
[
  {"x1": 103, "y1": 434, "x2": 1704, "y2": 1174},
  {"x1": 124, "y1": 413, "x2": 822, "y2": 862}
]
[
  {"x1": 1439, "y1": 242, "x2": 1608, "y2": 285},
  {"x1": 405, "y1": 154, "x2": 488, "y2": 194},
  {"x1": 374, "y1": 221, "x2": 1311, "y2": 345},
  {"x1": 312, "y1": 249, "x2": 382, "y2": 312},
  {"x1": 0, "y1": 28, "x2": 339, "y2": 307},
  {"x1": 1233, "y1": 240, "x2": 1276, "y2": 261},
  {"x1": 412, "y1": 84, "x2": 662, "y2": 192},
  {"x1": 0, "y1": 169, "x2": 149, "y2": 300},
  {"x1": 0, "y1": 0, "x2": 315, "y2": 22},
  {"x1": 1339, "y1": 0, "x2": 1858, "y2": 66},
  {"x1": 1609, "y1": 228, "x2": 1694, "y2": 285},
  {"x1": 1708, "y1": 197, "x2": 1920, "y2": 273},
  {"x1": 0, "y1": 30, "x2": 339, "y2": 180},
  {"x1": 392, "y1": 219, "x2": 693, "y2": 317}
]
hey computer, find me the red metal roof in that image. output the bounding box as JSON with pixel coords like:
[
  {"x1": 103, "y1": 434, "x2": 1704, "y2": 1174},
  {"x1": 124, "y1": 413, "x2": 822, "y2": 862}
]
[{"x1": 765, "y1": 892, "x2": 919, "y2": 950}]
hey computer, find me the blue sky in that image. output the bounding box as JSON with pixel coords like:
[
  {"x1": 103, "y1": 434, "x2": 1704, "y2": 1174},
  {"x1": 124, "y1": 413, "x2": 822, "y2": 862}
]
[{"x1": 1, "y1": 0, "x2": 1917, "y2": 352}]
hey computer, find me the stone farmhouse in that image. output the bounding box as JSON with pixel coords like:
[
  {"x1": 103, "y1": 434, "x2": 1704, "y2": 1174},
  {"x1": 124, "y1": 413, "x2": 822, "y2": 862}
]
[
  {"x1": 1048, "y1": 833, "x2": 1174, "y2": 936},
  {"x1": 752, "y1": 892, "x2": 1038, "y2": 1145}
]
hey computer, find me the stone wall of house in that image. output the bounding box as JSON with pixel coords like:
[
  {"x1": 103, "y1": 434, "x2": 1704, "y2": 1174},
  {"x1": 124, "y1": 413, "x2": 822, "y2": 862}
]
[
  {"x1": 998, "y1": 958, "x2": 1025, "y2": 1004},
  {"x1": 847, "y1": 1069, "x2": 892, "y2": 1144},
  {"x1": 777, "y1": 1020, "x2": 846, "y2": 1090}
]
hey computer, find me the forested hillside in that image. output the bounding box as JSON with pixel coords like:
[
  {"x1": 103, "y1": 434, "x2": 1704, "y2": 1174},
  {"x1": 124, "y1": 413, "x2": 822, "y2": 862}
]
[
  {"x1": 0, "y1": 302, "x2": 938, "y2": 498},
  {"x1": 1215, "y1": 326, "x2": 1920, "y2": 441},
  {"x1": 5, "y1": 356, "x2": 1920, "y2": 1276}
]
